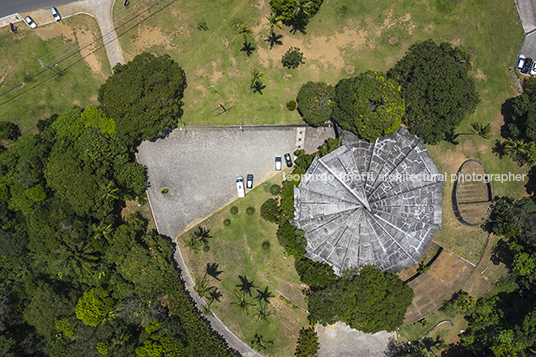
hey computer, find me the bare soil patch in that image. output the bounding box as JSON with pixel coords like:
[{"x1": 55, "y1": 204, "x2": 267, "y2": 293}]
[{"x1": 404, "y1": 250, "x2": 474, "y2": 324}]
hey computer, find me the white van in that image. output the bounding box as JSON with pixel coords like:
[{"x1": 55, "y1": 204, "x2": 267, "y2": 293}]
[{"x1": 236, "y1": 176, "x2": 245, "y2": 198}]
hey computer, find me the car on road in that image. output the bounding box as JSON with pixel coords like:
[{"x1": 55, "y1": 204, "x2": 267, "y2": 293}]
[
  {"x1": 236, "y1": 176, "x2": 245, "y2": 198},
  {"x1": 522, "y1": 58, "x2": 533, "y2": 74},
  {"x1": 51, "y1": 7, "x2": 61, "y2": 21},
  {"x1": 517, "y1": 54, "x2": 526, "y2": 70},
  {"x1": 246, "y1": 174, "x2": 253, "y2": 189},
  {"x1": 275, "y1": 155, "x2": 282, "y2": 171},
  {"x1": 24, "y1": 16, "x2": 37, "y2": 29},
  {"x1": 531, "y1": 62, "x2": 536, "y2": 76},
  {"x1": 284, "y1": 153, "x2": 293, "y2": 168}
]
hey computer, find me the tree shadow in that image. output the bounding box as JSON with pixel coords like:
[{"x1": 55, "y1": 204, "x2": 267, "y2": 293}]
[
  {"x1": 490, "y1": 238, "x2": 516, "y2": 267},
  {"x1": 526, "y1": 166, "x2": 536, "y2": 197},
  {"x1": 491, "y1": 139, "x2": 507, "y2": 159},
  {"x1": 265, "y1": 31, "x2": 283, "y2": 49},
  {"x1": 252, "y1": 80, "x2": 266, "y2": 95},
  {"x1": 500, "y1": 97, "x2": 516, "y2": 139},
  {"x1": 240, "y1": 41, "x2": 256, "y2": 56},
  {"x1": 205, "y1": 262, "x2": 223, "y2": 281}
]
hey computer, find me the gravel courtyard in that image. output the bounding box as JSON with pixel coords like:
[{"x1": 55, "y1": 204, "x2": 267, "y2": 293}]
[{"x1": 136, "y1": 125, "x2": 334, "y2": 238}]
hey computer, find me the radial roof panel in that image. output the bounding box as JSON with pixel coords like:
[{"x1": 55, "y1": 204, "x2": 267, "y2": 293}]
[{"x1": 293, "y1": 128, "x2": 444, "y2": 275}]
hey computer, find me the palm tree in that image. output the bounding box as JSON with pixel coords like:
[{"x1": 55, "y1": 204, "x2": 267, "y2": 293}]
[
  {"x1": 254, "y1": 304, "x2": 273, "y2": 322},
  {"x1": 237, "y1": 23, "x2": 252, "y2": 43},
  {"x1": 193, "y1": 226, "x2": 212, "y2": 246},
  {"x1": 265, "y1": 13, "x2": 284, "y2": 32},
  {"x1": 92, "y1": 221, "x2": 113, "y2": 241},
  {"x1": 470, "y1": 122, "x2": 492, "y2": 139},
  {"x1": 231, "y1": 290, "x2": 255, "y2": 315},
  {"x1": 184, "y1": 235, "x2": 202, "y2": 253},
  {"x1": 99, "y1": 181, "x2": 119, "y2": 201},
  {"x1": 194, "y1": 276, "x2": 214, "y2": 298},
  {"x1": 504, "y1": 138, "x2": 528, "y2": 159},
  {"x1": 250, "y1": 68, "x2": 265, "y2": 89},
  {"x1": 236, "y1": 275, "x2": 256, "y2": 297},
  {"x1": 292, "y1": 0, "x2": 312, "y2": 32},
  {"x1": 54, "y1": 242, "x2": 99, "y2": 277}
]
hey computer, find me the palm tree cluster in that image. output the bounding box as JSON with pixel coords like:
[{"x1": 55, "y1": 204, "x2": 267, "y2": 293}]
[
  {"x1": 447, "y1": 121, "x2": 492, "y2": 144},
  {"x1": 194, "y1": 263, "x2": 224, "y2": 316},
  {"x1": 503, "y1": 138, "x2": 536, "y2": 165},
  {"x1": 231, "y1": 275, "x2": 274, "y2": 321},
  {"x1": 265, "y1": 13, "x2": 284, "y2": 49}
]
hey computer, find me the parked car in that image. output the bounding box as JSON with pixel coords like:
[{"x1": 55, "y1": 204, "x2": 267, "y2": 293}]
[
  {"x1": 517, "y1": 54, "x2": 526, "y2": 70},
  {"x1": 50, "y1": 7, "x2": 61, "y2": 21},
  {"x1": 24, "y1": 16, "x2": 37, "y2": 29},
  {"x1": 246, "y1": 174, "x2": 253, "y2": 189},
  {"x1": 531, "y1": 62, "x2": 536, "y2": 76},
  {"x1": 236, "y1": 176, "x2": 245, "y2": 198},
  {"x1": 522, "y1": 58, "x2": 533, "y2": 74},
  {"x1": 275, "y1": 155, "x2": 282, "y2": 171},
  {"x1": 284, "y1": 153, "x2": 293, "y2": 168}
]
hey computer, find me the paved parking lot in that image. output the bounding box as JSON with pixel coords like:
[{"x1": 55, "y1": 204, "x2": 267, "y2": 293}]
[{"x1": 136, "y1": 125, "x2": 334, "y2": 238}]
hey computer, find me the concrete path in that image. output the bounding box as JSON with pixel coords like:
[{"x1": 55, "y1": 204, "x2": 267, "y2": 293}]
[{"x1": 316, "y1": 322, "x2": 396, "y2": 357}]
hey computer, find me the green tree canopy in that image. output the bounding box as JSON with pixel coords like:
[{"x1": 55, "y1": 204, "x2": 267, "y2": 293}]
[
  {"x1": 98, "y1": 53, "x2": 187, "y2": 144},
  {"x1": 296, "y1": 81, "x2": 335, "y2": 126},
  {"x1": 387, "y1": 39, "x2": 480, "y2": 144},
  {"x1": 271, "y1": 0, "x2": 323, "y2": 32},
  {"x1": 75, "y1": 287, "x2": 116, "y2": 326},
  {"x1": 307, "y1": 265, "x2": 414, "y2": 333},
  {"x1": 332, "y1": 70, "x2": 405, "y2": 142}
]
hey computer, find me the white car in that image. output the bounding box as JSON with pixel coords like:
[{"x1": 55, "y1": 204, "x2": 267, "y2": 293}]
[
  {"x1": 236, "y1": 176, "x2": 245, "y2": 198},
  {"x1": 275, "y1": 155, "x2": 282, "y2": 171},
  {"x1": 24, "y1": 16, "x2": 37, "y2": 29},
  {"x1": 50, "y1": 7, "x2": 61, "y2": 21},
  {"x1": 517, "y1": 54, "x2": 526, "y2": 71},
  {"x1": 530, "y1": 62, "x2": 536, "y2": 76}
]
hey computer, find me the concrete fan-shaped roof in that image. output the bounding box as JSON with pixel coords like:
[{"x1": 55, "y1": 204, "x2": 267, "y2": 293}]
[{"x1": 292, "y1": 128, "x2": 445, "y2": 275}]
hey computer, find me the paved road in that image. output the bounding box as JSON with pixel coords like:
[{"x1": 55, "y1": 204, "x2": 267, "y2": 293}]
[
  {"x1": 0, "y1": 0, "x2": 74, "y2": 18},
  {"x1": 517, "y1": 0, "x2": 536, "y2": 59}
]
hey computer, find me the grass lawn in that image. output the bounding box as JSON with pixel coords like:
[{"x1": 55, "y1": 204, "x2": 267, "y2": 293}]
[
  {"x1": 176, "y1": 172, "x2": 308, "y2": 356},
  {"x1": 398, "y1": 310, "x2": 468, "y2": 354},
  {"x1": 0, "y1": 15, "x2": 109, "y2": 135}
]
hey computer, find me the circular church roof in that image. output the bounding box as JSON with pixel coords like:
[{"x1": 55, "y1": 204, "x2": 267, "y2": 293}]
[{"x1": 292, "y1": 128, "x2": 444, "y2": 275}]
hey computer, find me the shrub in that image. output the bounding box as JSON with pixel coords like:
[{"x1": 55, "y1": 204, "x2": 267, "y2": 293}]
[
  {"x1": 270, "y1": 184, "x2": 281, "y2": 196},
  {"x1": 203, "y1": 245, "x2": 210, "y2": 252},
  {"x1": 282, "y1": 47, "x2": 305, "y2": 69},
  {"x1": 161, "y1": 188, "x2": 168, "y2": 194},
  {"x1": 230, "y1": 206, "x2": 239, "y2": 215},
  {"x1": 260, "y1": 198, "x2": 280, "y2": 223},
  {"x1": 262, "y1": 240, "x2": 271, "y2": 250},
  {"x1": 223, "y1": 219, "x2": 231, "y2": 226},
  {"x1": 286, "y1": 100, "x2": 297, "y2": 111},
  {"x1": 246, "y1": 207, "x2": 255, "y2": 215}
]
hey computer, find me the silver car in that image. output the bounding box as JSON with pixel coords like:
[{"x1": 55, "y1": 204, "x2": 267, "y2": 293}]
[
  {"x1": 51, "y1": 7, "x2": 61, "y2": 21},
  {"x1": 24, "y1": 16, "x2": 37, "y2": 29}
]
